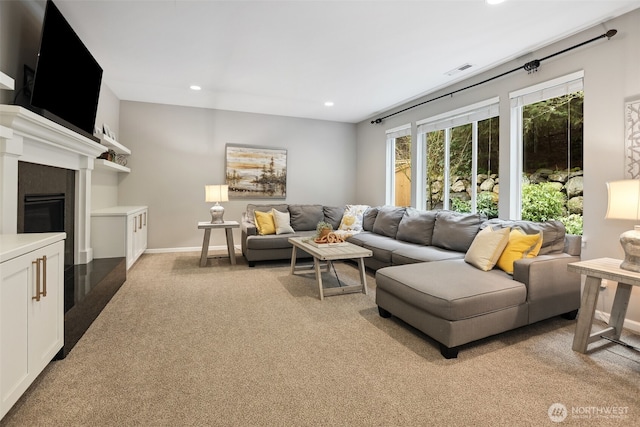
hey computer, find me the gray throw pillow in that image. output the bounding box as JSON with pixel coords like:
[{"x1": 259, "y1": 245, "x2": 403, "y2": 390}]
[
  {"x1": 396, "y1": 208, "x2": 437, "y2": 245},
  {"x1": 432, "y1": 210, "x2": 485, "y2": 252},
  {"x1": 372, "y1": 206, "x2": 406, "y2": 238},
  {"x1": 362, "y1": 207, "x2": 379, "y2": 231},
  {"x1": 323, "y1": 206, "x2": 345, "y2": 230},
  {"x1": 288, "y1": 204, "x2": 324, "y2": 231},
  {"x1": 482, "y1": 218, "x2": 566, "y2": 255}
]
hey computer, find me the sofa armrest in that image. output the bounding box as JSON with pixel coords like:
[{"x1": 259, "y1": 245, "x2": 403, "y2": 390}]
[
  {"x1": 240, "y1": 212, "x2": 257, "y2": 255},
  {"x1": 513, "y1": 253, "x2": 581, "y2": 322},
  {"x1": 240, "y1": 212, "x2": 257, "y2": 237}
]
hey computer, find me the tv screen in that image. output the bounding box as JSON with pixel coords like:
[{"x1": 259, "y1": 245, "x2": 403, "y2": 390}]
[{"x1": 30, "y1": 0, "x2": 103, "y2": 140}]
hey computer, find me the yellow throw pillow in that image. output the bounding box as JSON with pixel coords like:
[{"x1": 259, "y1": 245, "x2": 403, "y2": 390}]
[
  {"x1": 254, "y1": 210, "x2": 276, "y2": 235},
  {"x1": 496, "y1": 228, "x2": 543, "y2": 274},
  {"x1": 464, "y1": 226, "x2": 511, "y2": 271}
]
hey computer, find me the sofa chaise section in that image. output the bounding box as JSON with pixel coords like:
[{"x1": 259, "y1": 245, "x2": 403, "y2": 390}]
[{"x1": 375, "y1": 217, "x2": 581, "y2": 358}]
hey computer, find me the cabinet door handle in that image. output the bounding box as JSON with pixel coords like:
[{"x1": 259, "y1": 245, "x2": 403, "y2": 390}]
[
  {"x1": 42, "y1": 255, "x2": 47, "y2": 297},
  {"x1": 144, "y1": 212, "x2": 147, "y2": 226},
  {"x1": 139, "y1": 213, "x2": 142, "y2": 229},
  {"x1": 32, "y1": 259, "x2": 41, "y2": 302}
]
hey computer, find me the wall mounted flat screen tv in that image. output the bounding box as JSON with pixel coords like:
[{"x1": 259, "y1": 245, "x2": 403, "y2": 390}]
[{"x1": 30, "y1": 0, "x2": 102, "y2": 142}]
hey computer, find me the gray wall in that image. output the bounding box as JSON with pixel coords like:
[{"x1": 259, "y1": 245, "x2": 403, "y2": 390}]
[
  {"x1": 356, "y1": 9, "x2": 640, "y2": 329},
  {"x1": 0, "y1": 0, "x2": 43, "y2": 105},
  {"x1": 117, "y1": 101, "x2": 357, "y2": 250}
]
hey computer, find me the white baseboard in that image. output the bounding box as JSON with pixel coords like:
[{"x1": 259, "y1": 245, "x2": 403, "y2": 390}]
[
  {"x1": 595, "y1": 310, "x2": 640, "y2": 335},
  {"x1": 144, "y1": 245, "x2": 239, "y2": 254}
]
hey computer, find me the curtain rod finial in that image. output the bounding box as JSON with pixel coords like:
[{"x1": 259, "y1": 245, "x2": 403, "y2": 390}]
[
  {"x1": 606, "y1": 29, "x2": 617, "y2": 39},
  {"x1": 371, "y1": 118, "x2": 382, "y2": 124}
]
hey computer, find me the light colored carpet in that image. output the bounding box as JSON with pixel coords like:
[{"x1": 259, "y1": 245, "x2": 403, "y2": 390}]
[{"x1": 2, "y1": 252, "x2": 639, "y2": 426}]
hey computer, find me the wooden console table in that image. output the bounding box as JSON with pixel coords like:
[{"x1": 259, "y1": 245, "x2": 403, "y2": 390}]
[
  {"x1": 568, "y1": 258, "x2": 640, "y2": 353},
  {"x1": 198, "y1": 221, "x2": 239, "y2": 267}
]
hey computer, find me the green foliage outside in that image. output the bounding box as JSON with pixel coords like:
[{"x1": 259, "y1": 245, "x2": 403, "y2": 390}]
[
  {"x1": 450, "y1": 192, "x2": 499, "y2": 219},
  {"x1": 521, "y1": 183, "x2": 566, "y2": 222},
  {"x1": 520, "y1": 182, "x2": 583, "y2": 235},
  {"x1": 559, "y1": 214, "x2": 583, "y2": 236},
  {"x1": 477, "y1": 192, "x2": 499, "y2": 218}
]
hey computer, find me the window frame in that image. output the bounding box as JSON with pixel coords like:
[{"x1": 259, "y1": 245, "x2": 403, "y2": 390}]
[
  {"x1": 417, "y1": 97, "x2": 499, "y2": 212},
  {"x1": 508, "y1": 70, "x2": 584, "y2": 219},
  {"x1": 385, "y1": 124, "x2": 412, "y2": 206}
]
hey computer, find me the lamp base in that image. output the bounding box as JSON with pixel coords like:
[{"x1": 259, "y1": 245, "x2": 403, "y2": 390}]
[
  {"x1": 210, "y1": 203, "x2": 225, "y2": 224},
  {"x1": 619, "y1": 226, "x2": 640, "y2": 272}
]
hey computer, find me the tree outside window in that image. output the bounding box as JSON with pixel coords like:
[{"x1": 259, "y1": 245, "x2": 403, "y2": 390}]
[
  {"x1": 521, "y1": 91, "x2": 583, "y2": 234},
  {"x1": 425, "y1": 117, "x2": 499, "y2": 217}
]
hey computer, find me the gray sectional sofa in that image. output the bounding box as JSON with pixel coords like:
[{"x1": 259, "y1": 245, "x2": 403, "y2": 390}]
[
  {"x1": 240, "y1": 203, "x2": 581, "y2": 358},
  {"x1": 241, "y1": 203, "x2": 346, "y2": 267}
]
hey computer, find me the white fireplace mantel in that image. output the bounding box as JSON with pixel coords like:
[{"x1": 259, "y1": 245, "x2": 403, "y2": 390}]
[{"x1": 0, "y1": 105, "x2": 106, "y2": 264}]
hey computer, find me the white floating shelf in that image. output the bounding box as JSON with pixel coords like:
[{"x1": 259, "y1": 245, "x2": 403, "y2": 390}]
[
  {"x1": 0, "y1": 71, "x2": 15, "y2": 90},
  {"x1": 95, "y1": 158, "x2": 130, "y2": 173},
  {"x1": 99, "y1": 135, "x2": 131, "y2": 155}
]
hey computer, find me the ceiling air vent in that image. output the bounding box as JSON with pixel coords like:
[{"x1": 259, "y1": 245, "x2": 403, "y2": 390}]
[{"x1": 445, "y1": 63, "x2": 473, "y2": 76}]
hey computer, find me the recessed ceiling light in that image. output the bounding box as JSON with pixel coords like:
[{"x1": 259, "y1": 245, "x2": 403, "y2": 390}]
[
  {"x1": 190, "y1": 85, "x2": 201, "y2": 91},
  {"x1": 486, "y1": 0, "x2": 507, "y2": 4},
  {"x1": 324, "y1": 101, "x2": 334, "y2": 107}
]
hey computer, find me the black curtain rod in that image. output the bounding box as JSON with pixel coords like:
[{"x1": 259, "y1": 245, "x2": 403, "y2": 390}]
[{"x1": 370, "y1": 29, "x2": 617, "y2": 124}]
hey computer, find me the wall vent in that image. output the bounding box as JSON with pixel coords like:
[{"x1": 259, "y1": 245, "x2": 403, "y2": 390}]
[{"x1": 445, "y1": 63, "x2": 473, "y2": 76}]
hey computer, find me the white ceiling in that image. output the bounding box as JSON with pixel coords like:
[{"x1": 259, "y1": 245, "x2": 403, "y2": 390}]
[{"x1": 53, "y1": 0, "x2": 640, "y2": 123}]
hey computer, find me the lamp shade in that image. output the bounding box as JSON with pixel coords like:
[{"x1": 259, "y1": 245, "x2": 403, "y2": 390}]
[
  {"x1": 605, "y1": 180, "x2": 640, "y2": 220},
  {"x1": 205, "y1": 185, "x2": 229, "y2": 203}
]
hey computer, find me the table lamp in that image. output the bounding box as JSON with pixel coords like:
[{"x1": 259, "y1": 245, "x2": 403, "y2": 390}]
[
  {"x1": 605, "y1": 179, "x2": 640, "y2": 272},
  {"x1": 205, "y1": 184, "x2": 229, "y2": 224}
]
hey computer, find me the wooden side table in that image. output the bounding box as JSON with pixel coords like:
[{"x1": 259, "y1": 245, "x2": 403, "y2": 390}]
[
  {"x1": 567, "y1": 257, "x2": 640, "y2": 353},
  {"x1": 198, "y1": 221, "x2": 239, "y2": 267}
]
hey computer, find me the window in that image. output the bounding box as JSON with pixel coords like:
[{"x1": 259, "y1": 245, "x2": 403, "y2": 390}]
[
  {"x1": 385, "y1": 124, "x2": 411, "y2": 206},
  {"x1": 417, "y1": 98, "x2": 499, "y2": 217},
  {"x1": 510, "y1": 71, "x2": 584, "y2": 232}
]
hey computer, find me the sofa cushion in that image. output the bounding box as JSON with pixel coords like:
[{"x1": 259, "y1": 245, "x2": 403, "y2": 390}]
[
  {"x1": 483, "y1": 219, "x2": 566, "y2": 255},
  {"x1": 362, "y1": 207, "x2": 378, "y2": 231},
  {"x1": 432, "y1": 210, "x2": 484, "y2": 252},
  {"x1": 372, "y1": 206, "x2": 406, "y2": 238},
  {"x1": 346, "y1": 232, "x2": 406, "y2": 265},
  {"x1": 272, "y1": 209, "x2": 294, "y2": 235},
  {"x1": 391, "y1": 244, "x2": 465, "y2": 265},
  {"x1": 464, "y1": 226, "x2": 511, "y2": 271},
  {"x1": 246, "y1": 204, "x2": 289, "y2": 225},
  {"x1": 254, "y1": 210, "x2": 276, "y2": 235},
  {"x1": 338, "y1": 204, "x2": 369, "y2": 233},
  {"x1": 376, "y1": 260, "x2": 527, "y2": 321},
  {"x1": 396, "y1": 208, "x2": 437, "y2": 245},
  {"x1": 288, "y1": 204, "x2": 324, "y2": 231},
  {"x1": 496, "y1": 228, "x2": 543, "y2": 274},
  {"x1": 245, "y1": 231, "x2": 315, "y2": 250},
  {"x1": 323, "y1": 206, "x2": 345, "y2": 230}
]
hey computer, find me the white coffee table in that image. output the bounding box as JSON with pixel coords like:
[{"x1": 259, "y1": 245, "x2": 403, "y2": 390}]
[{"x1": 288, "y1": 236, "x2": 372, "y2": 300}]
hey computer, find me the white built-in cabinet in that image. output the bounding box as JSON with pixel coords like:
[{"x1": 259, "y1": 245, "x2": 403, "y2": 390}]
[
  {"x1": 0, "y1": 233, "x2": 65, "y2": 420},
  {"x1": 91, "y1": 206, "x2": 148, "y2": 270}
]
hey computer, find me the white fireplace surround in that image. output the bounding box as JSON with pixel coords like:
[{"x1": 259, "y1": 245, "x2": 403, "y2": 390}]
[{"x1": 0, "y1": 105, "x2": 105, "y2": 264}]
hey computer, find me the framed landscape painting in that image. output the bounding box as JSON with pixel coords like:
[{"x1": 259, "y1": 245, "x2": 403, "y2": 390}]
[{"x1": 225, "y1": 144, "x2": 287, "y2": 199}]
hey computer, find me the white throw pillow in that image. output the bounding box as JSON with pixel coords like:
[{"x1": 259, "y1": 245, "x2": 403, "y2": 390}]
[
  {"x1": 272, "y1": 209, "x2": 294, "y2": 235},
  {"x1": 464, "y1": 226, "x2": 511, "y2": 271},
  {"x1": 338, "y1": 204, "x2": 369, "y2": 234}
]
